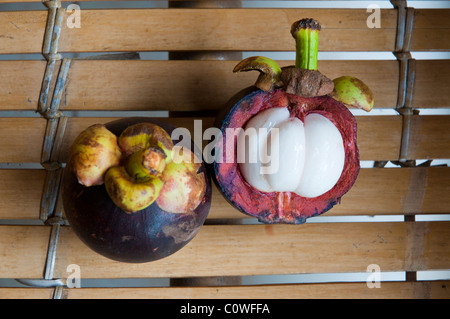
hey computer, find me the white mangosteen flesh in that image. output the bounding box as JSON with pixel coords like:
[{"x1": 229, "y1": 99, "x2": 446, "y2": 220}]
[{"x1": 238, "y1": 107, "x2": 345, "y2": 198}]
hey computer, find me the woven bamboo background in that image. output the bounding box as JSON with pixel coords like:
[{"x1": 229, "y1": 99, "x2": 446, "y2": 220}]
[{"x1": 0, "y1": 0, "x2": 449, "y2": 299}]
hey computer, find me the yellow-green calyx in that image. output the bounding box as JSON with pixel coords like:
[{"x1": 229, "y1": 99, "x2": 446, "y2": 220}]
[
  {"x1": 69, "y1": 124, "x2": 122, "y2": 187},
  {"x1": 118, "y1": 123, "x2": 174, "y2": 163},
  {"x1": 104, "y1": 166, "x2": 164, "y2": 213},
  {"x1": 124, "y1": 147, "x2": 167, "y2": 180},
  {"x1": 330, "y1": 76, "x2": 375, "y2": 112},
  {"x1": 69, "y1": 122, "x2": 207, "y2": 214},
  {"x1": 234, "y1": 56, "x2": 283, "y2": 91},
  {"x1": 156, "y1": 146, "x2": 206, "y2": 214},
  {"x1": 106, "y1": 123, "x2": 174, "y2": 213}
]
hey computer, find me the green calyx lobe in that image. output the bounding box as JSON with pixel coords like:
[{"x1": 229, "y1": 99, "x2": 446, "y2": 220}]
[
  {"x1": 232, "y1": 18, "x2": 374, "y2": 110},
  {"x1": 103, "y1": 123, "x2": 174, "y2": 213},
  {"x1": 330, "y1": 76, "x2": 374, "y2": 112},
  {"x1": 233, "y1": 56, "x2": 283, "y2": 92}
]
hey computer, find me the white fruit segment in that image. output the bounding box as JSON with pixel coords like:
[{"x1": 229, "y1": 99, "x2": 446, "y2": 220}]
[{"x1": 238, "y1": 108, "x2": 345, "y2": 198}]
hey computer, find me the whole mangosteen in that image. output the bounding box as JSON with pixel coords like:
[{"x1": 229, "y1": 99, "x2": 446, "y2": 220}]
[{"x1": 62, "y1": 118, "x2": 212, "y2": 263}]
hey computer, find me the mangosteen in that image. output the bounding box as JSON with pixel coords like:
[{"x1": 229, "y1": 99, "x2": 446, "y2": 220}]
[
  {"x1": 212, "y1": 18, "x2": 374, "y2": 224},
  {"x1": 62, "y1": 118, "x2": 212, "y2": 263}
]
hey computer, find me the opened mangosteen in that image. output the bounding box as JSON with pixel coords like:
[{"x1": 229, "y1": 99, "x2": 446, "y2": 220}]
[
  {"x1": 212, "y1": 19, "x2": 374, "y2": 224},
  {"x1": 62, "y1": 118, "x2": 212, "y2": 263}
]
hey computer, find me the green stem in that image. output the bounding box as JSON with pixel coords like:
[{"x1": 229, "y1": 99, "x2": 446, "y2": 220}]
[{"x1": 291, "y1": 19, "x2": 321, "y2": 70}]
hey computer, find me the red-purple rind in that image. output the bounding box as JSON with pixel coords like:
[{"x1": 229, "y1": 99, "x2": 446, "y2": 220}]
[
  {"x1": 62, "y1": 118, "x2": 212, "y2": 263},
  {"x1": 213, "y1": 89, "x2": 359, "y2": 224}
]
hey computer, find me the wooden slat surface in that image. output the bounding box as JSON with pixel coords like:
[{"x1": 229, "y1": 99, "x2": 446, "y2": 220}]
[
  {"x1": 0, "y1": 170, "x2": 45, "y2": 220},
  {"x1": 0, "y1": 288, "x2": 54, "y2": 299},
  {"x1": 59, "y1": 60, "x2": 398, "y2": 111},
  {"x1": 0, "y1": 226, "x2": 50, "y2": 278},
  {"x1": 412, "y1": 10, "x2": 450, "y2": 51},
  {"x1": 414, "y1": 60, "x2": 450, "y2": 108},
  {"x1": 0, "y1": 11, "x2": 47, "y2": 54},
  {"x1": 0, "y1": 58, "x2": 447, "y2": 111},
  {"x1": 0, "y1": 118, "x2": 46, "y2": 163},
  {"x1": 63, "y1": 281, "x2": 450, "y2": 299},
  {"x1": 58, "y1": 9, "x2": 397, "y2": 53},
  {"x1": 51, "y1": 222, "x2": 449, "y2": 279},
  {"x1": 355, "y1": 116, "x2": 401, "y2": 161},
  {"x1": 3, "y1": 59, "x2": 448, "y2": 111},
  {"x1": 0, "y1": 61, "x2": 46, "y2": 110},
  {"x1": 1, "y1": 9, "x2": 447, "y2": 55},
  {"x1": 407, "y1": 115, "x2": 450, "y2": 160}
]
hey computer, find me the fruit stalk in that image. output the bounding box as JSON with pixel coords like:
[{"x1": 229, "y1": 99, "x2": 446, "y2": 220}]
[{"x1": 291, "y1": 18, "x2": 321, "y2": 71}]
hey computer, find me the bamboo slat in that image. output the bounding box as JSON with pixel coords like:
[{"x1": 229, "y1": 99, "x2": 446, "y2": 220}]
[
  {"x1": 63, "y1": 281, "x2": 450, "y2": 299},
  {"x1": 0, "y1": 118, "x2": 46, "y2": 163},
  {"x1": 0, "y1": 60, "x2": 397, "y2": 111},
  {"x1": 0, "y1": 170, "x2": 45, "y2": 220},
  {"x1": 414, "y1": 60, "x2": 450, "y2": 108},
  {"x1": 59, "y1": 60, "x2": 398, "y2": 111},
  {"x1": 407, "y1": 115, "x2": 450, "y2": 160},
  {"x1": 0, "y1": 61, "x2": 46, "y2": 110},
  {"x1": 0, "y1": 11, "x2": 47, "y2": 54},
  {"x1": 412, "y1": 9, "x2": 450, "y2": 51},
  {"x1": 355, "y1": 116, "x2": 402, "y2": 161},
  {"x1": 58, "y1": 9, "x2": 397, "y2": 53},
  {"x1": 0, "y1": 226, "x2": 51, "y2": 278},
  {"x1": 0, "y1": 288, "x2": 54, "y2": 299},
  {"x1": 1, "y1": 58, "x2": 447, "y2": 111},
  {"x1": 52, "y1": 222, "x2": 449, "y2": 279},
  {"x1": 1, "y1": 59, "x2": 447, "y2": 111},
  {"x1": 0, "y1": 9, "x2": 447, "y2": 55},
  {"x1": 1, "y1": 57, "x2": 447, "y2": 112}
]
